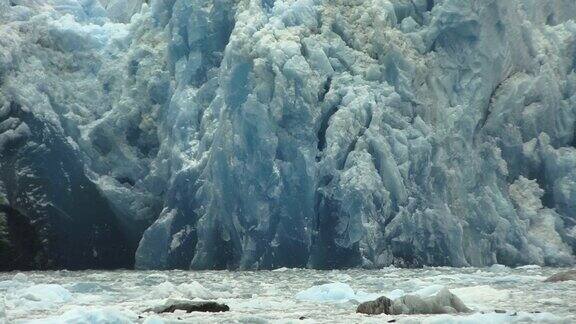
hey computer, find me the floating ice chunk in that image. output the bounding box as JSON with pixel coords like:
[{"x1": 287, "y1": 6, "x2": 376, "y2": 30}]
[
  {"x1": 12, "y1": 273, "x2": 28, "y2": 283},
  {"x1": 295, "y1": 282, "x2": 356, "y2": 302},
  {"x1": 420, "y1": 311, "x2": 569, "y2": 324},
  {"x1": 27, "y1": 307, "x2": 137, "y2": 324},
  {"x1": 489, "y1": 264, "x2": 509, "y2": 273},
  {"x1": 451, "y1": 286, "x2": 510, "y2": 310},
  {"x1": 403, "y1": 287, "x2": 471, "y2": 314},
  {"x1": 413, "y1": 285, "x2": 447, "y2": 297},
  {"x1": 542, "y1": 297, "x2": 565, "y2": 305},
  {"x1": 0, "y1": 273, "x2": 29, "y2": 290},
  {"x1": 15, "y1": 284, "x2": 72, "y2": 304},
  {"x1": 515, "y1": 265, "x2": 541, "y2": 270},
  {"x1": 143, "y1": 316, "x2": 165, "y2": 324},
  {"x1": 148, "y1": 281, "x2": 178, "y2": 299},
  {"x1": 177, "y1": 281, "x2": 218, "y2": 300},
  {"x1": 67, "y1": 282, "x2": 108, "y2": 293},
  {"x1": 385, "y1": 289, "x2": 406, "y2": 300},
  {"x1": 295, "y1": 282, "x2": 378, "y2": 303},
  {"x1": 357, "y1": 286, "x2": 471, "y2": 315},
  {"x1": 7, "y1": 284, "x2": 73, "y2": 312},
  {"x1": 147, "y1": 281, "x2": 220, "y2": 300}
]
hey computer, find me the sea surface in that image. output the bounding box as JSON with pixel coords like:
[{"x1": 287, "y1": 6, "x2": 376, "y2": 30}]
[{"x1": 1, "y1": 266, "x2": 575, "y2": 323}]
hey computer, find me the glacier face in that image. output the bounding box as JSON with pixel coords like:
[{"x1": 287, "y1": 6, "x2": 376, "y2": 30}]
[{"x1": 0, "y1": 0, "x2": 575, "y2": 270}]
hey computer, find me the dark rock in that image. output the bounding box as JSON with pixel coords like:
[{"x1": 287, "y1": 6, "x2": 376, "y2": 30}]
[
  {"x1": 299, "y1": 316, "x2": 306, "y2": 320},
  {"x1": 495, "y1": 309, "x2": 506, "y2": 313},
  {"x1": 543, "y1": 270, "x2": 576, "y2": 282},
  {"x1": 357, "y1": 296, "x2": 393, "y2": 315},
  {"x1": 148, "y1": 300, "x2": 230, "y2": 314},
  {"x1": 388, "y1": 320, "x2": 397, "y2": 323}
]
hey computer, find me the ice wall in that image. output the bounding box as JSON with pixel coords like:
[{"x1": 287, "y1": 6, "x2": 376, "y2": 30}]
[{"x1": 0, "y1": 0, "x2": 575, "y2": 270}]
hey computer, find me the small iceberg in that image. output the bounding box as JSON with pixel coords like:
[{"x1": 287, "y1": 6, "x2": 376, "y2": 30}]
[{"x1": 295, "y1": 282, "x2": 378, "y2": 303}]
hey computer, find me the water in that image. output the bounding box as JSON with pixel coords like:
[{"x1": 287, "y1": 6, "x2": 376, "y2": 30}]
[{"x1": 1, "y1": 267, "x2": 575, "y2": 323}]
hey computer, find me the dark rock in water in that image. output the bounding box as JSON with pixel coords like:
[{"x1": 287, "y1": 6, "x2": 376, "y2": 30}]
[
  {"x1": 357, "y1": 288, "x2": 471, "y2": 315},
  {"x1": 495, "y1": 309, "x2": 506, "y2": 313},
  {"x1": 543, "y1": 270, "x2": 576, "y2": 282},
  {"x1": 357, "y1": 296, "x2": 393, "y2": 315},
  {"x1": 148, "y1": 300, "x2": 229, "y2": 313}
]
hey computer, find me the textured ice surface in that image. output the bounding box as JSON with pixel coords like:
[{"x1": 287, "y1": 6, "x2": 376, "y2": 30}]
[
  {"x1": 0, "y1": 298, "x2": 5, "y2": 324},
  {"x1": 295, "y1": 282, "x2": 375, "y2": 303},
  {"x1": 27, "y1": 307, "x2": 137, "y2": 324},
  {"x1": 0, "y1": 0, "x2": 576, "y2": 270},
  {"x1": 1, "y1": 267, "x2": 575, "y2": 323}
]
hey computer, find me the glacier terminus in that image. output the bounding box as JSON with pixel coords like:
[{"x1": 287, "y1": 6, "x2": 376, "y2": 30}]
[{"x1": 0, "y1": 0, "x2": 575, "y2": 271}]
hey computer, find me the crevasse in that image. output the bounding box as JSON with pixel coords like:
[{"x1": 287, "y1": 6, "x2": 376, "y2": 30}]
[{"x1": 0, "y1": 0, "x2": 575, "y2": 270}]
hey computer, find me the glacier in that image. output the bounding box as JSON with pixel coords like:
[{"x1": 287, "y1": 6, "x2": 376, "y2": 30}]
[{"x1": 0, "y1": 0, "x2": 575, "y2": 270}]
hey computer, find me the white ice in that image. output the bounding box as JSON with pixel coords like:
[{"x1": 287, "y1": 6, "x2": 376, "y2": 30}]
[{"x1": 1, "y1": 267, "x2": 573, "y2": 323}]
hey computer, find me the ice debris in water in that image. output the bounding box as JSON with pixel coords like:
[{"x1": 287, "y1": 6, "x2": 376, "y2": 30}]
[
  {"x1": 295, "y1": 282, "x2": 359, "y2": 303},
  {"x1": 0, "y1": 298, "x2": 5, "y2": 324},
  {"x1": 1, "y1": 268, "x2": 575, "y2": 323},
  {"x1": 419, "y1": 312, "x2": 570, "y2": 324},
  {"x1": 10, "y1": 284, "x2": 73, "y2": 310},
  {"x1": 26, "y1": 307, "x2": 137, "y2": 324},
  {"x1": 0, "y1": 0, "x2": 575, "y2": 271},
  {"x1": 146, "y1": 280, "x2": 225, "y2": 300},
  {"x1": 12, "y1": 273, "x2": 28, "y2": 283},
  {"x1": 356, "y1": 286, "x2": 471, "y2": 315},
  {"x1": 295, "y1": 282, "x2": 407, "y2": 303}
]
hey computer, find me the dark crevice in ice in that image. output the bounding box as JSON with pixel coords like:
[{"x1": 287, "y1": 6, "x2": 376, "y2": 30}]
[
  {"x1": 318, "y1": 76, "x2": 331, "y2": 103},
  {"x1": 426, "y1": 0, "x2": 434, "y2": 12},
  {"x1": 316, "y1": 103, "x2": 339, "y2": 153}
]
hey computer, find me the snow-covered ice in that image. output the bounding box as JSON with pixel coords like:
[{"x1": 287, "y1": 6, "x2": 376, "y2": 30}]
[{"x1": 1, "y1": 267, "x2": 575, "y2": 323}]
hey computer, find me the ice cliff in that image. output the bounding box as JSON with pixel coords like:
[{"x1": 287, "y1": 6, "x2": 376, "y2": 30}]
[{"x1": 0, "y1": 0, "x2": 575, "y2": 270}]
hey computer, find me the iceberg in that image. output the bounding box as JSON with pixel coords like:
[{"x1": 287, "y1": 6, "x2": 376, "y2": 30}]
[{"x1": 0, "y1": 0, "x2": 575, "y2": 270}]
